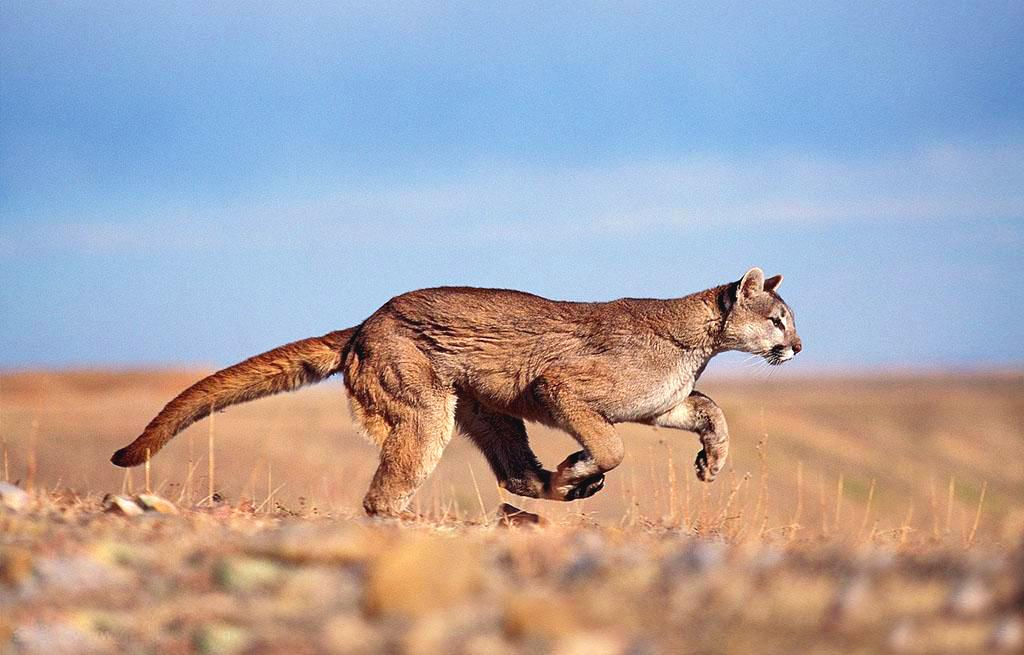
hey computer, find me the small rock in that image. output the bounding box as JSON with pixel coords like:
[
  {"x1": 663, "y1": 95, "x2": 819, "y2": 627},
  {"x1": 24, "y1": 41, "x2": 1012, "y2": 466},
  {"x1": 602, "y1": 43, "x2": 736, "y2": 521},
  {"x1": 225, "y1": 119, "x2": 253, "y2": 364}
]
[
  {"x1": 748, "y1": 545, "x2": 784, "y2": 573},
  {"x1": 662, "y1": 540, "x2": 726, "y2": 578},
  {"x1": 988, "y1": 616, "x2": 1023, "y2": 652},
  {"x1": 135, "y1": 493, "x2": 179, "y2": 514},
  {"x1": 496, "y1": 503, "x2": 546, "y2": 527},
  {"x1": 322, "y1": 615, "x2": 385, "y2": 654},
  {"x1": 0, "y1": 482, "x2": 29, "y2": 512},
  {"x1": 255, "y1": 524, "x2": 375, "y2": 565},
  {"x1": 279, "y1": 566, "x2": 361, "y2": 611},
  {"x1": 0, "y1": 546, "x2": 34, "y2": 587},
  {"x1": 824, "y1": 573, "x2": 871, "y2": 628},
  {"x1": 102, "y1": 494, "x2": 143, "y2": 516},
  {"x1": 364, "y1": 537, "x2": 481, "y2": 617},
  {"x1": 461, "y1": 632, "x2": 518, "y2": 655},
  {"x1": 37, "y1": 555, "x2": 122, "y2": 594},
  {"x1": 563, "y1": 552, "x2": 604, "y2": 583},
  {"x1": 193, "y1": 623, "x2": 251, "y2": 655},
  {"x1": 401, "y1": 615, "x2": 454, "y2": 654},
  {"x1": 552, "y1": 632, "x2": 626, "y2": 655},
  {"x1": 945, "y1": 576, "x2": 992, "y2": 617},
  {"x1": 214, "y1": 556, "x2": 283, "y2": 593},
  {"x1": 12, "y1": 620, "x2": 113, "y2": 654},
  {"x1": 503, "y1": 591, "x2": 580, "y2": 640},
  {"x1": 887, "y1": 618, "x2": 915, "y2": 652}
]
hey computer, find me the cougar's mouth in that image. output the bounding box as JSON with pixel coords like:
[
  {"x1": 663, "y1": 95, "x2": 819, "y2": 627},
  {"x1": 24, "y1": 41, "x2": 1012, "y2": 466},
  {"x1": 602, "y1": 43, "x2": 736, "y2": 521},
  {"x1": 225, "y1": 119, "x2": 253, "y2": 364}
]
[{"x1": 764, "y1": 345, "x2": 794, "y2": 366}]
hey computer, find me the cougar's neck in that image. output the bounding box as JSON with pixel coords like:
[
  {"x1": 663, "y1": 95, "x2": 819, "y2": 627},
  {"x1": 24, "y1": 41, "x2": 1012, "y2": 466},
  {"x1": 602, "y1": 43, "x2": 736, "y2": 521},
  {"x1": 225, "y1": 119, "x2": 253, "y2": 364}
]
[{"x1": 658, "y1": 284, "x2": 733, "y2": 354}]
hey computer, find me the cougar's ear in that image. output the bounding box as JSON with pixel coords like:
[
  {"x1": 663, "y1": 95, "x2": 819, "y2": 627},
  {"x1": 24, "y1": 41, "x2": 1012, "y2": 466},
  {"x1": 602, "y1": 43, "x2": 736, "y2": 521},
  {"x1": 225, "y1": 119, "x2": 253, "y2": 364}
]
[
  {"x1": 739, "y1": 267, "x2": 765, "y2": 299},
  {"x1": 763, "y1": 274, "x2": 783, "y2": 293}
]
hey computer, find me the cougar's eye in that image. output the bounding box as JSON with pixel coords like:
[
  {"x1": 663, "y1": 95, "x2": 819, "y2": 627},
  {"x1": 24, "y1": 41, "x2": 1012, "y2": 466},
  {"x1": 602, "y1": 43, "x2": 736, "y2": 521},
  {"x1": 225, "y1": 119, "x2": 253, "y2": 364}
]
[{"x1": 770, "y1": 317, "x2": 785, "y2": 331}]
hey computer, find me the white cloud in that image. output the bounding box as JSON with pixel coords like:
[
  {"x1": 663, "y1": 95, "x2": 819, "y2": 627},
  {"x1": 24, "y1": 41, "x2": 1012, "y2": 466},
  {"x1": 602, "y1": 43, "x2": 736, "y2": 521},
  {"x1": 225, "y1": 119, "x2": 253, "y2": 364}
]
[{"x1": 2, "y1": 142, "x2": 1022, "y2": 256}]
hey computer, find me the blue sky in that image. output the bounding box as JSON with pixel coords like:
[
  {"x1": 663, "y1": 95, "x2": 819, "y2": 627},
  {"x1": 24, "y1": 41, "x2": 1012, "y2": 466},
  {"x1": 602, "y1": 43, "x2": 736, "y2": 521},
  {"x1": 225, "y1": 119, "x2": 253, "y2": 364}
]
[{"x1": 2, "y1": 2, "x2": 1022, "y2": 369}]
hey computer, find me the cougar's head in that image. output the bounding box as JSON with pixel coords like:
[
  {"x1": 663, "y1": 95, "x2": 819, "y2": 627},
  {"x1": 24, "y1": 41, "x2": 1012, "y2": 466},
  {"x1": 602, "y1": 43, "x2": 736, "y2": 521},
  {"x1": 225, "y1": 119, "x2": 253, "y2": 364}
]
[{"x1": 721, "y1": 267, "x2": 802, "y2": 365}]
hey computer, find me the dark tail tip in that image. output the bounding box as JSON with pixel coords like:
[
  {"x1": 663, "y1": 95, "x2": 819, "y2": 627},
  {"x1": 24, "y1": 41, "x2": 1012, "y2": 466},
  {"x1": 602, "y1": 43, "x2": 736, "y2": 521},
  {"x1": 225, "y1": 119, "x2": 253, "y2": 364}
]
[{"x1": 110, "y1": 444, "x2": 146, "y2": 468}]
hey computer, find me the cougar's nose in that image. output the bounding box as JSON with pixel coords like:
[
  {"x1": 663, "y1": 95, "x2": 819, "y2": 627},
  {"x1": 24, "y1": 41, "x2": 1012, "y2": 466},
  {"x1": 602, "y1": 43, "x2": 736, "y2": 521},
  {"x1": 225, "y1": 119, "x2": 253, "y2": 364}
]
[{"x1": 792, "y1": 340, "x2": 802, "y2": 354}]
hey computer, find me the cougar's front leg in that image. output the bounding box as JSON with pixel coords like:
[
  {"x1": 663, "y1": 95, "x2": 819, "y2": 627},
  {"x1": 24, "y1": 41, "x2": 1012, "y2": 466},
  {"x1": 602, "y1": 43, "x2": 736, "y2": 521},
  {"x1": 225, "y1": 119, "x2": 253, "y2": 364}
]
[
  {"x1": 533, "y1": 375, "x2": 624, "y2": 501},
  {"x1": 651, "y1": 391, "x2": 729, "y2": 482}
]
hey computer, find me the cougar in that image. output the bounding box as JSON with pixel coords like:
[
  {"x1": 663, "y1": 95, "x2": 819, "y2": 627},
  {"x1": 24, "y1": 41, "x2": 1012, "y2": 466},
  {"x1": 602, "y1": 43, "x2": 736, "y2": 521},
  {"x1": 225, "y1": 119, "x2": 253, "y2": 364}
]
[{"x1": 112, "y1": 267, "x2": 801, "y2": 516}]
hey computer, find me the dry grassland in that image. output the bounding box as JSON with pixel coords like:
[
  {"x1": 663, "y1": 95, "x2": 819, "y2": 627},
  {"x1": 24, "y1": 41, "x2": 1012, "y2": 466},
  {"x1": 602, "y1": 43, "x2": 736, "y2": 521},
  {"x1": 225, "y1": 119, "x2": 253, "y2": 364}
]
[{"x1": 1, "y1": 370, "x2": 1022, "y2": 653}]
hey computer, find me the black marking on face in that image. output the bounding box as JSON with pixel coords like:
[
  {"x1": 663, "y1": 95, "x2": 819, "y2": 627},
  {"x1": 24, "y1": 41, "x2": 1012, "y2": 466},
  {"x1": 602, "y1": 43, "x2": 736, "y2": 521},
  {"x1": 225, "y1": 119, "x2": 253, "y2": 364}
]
[{"x1": 766, "y1": 344, "x2": 788, "y2": 366}]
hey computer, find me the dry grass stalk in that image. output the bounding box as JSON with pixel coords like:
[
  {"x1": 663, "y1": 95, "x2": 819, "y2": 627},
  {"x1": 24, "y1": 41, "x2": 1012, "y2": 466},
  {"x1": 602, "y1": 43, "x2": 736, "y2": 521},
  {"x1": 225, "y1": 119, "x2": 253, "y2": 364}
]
[
  {"x1": 786, "y1": 460, "x2": 804, "y2": 539},
  {"x1": 834, "y1": 473, "x2": 844, "y2": 534},
  {"x1": 683, "y1": 459, "x2": 692, "y2": 529},
  {"x1": 666, "y1": 447, "x2": 678, "y2": 526},
  {"x1": 818, "y1": 471, "x2": 828, "y2": 537},
  {"x1": 179, "y1": 459, "x2": 198, "y2": 505},
  {"x1": 652, "y1": 445, "x2": 666, "y2": 521},
  {"x1": 468, "y1": 464, "x2": 488, "y2": 523},
  {"x1": 717, "y1": 472, "x2": 751, "y2": 532},
  {"x1": 1, "y1": 384, "x2": 9, "y2": 481},
  {"x1": 697, "y1": 473, "x2": 709, "y2": 533},
  {"x1": 899, "y1": 503, "x2": 915, "y2": 546},
  {"x1": 945, "y1": 476, "x2": 955, "y2": 535},
  {"x1": 3, "y1": 434, "x2": 9, "y2": 483},
  {"x1": 207, "y1": 402, "x2": 215, "y2": 506},
  {"x1": 266, "y1": 461, "x2": 273, "y2": 514},
  {"x1": 187, "y1": 432, "x2": 195, "y2": 505},
  {"x1": 431, "y1": 477, "x2": 441, "y2": 519},
  {"x1": 752, "y1": 431, "x2": 769, "y2": 534},
  {"x1": 626, "y1": 460, "x2": 634, "y2": 528},
  {"x1": 965, "y1": 481, "x2": 987, "y2": 549},
  {"x1": 254, "y1": 483, "x2": 286, "y2": 513},
  {"x1": 26, "y1": 418, "x2": 39, "y2": 493},
  {"x1": 241, "y1": 459, "x2": 261, "y2": 505},
  {"x1": 857, "y1": 478, "x2": 876, "y2": 541}
]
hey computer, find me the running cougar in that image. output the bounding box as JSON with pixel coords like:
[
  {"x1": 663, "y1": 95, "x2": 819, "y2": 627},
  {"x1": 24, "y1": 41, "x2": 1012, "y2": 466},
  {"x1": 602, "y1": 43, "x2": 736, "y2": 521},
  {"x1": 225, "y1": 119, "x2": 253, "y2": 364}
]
[{"x1": 112, "y1": 267, "x2": 802, "y2": 516}]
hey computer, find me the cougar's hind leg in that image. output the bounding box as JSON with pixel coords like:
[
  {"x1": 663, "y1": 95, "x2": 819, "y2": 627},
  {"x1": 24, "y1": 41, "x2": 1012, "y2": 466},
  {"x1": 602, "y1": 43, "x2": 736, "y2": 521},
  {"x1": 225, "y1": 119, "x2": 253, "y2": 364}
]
[
  {"x1": 346, "y1": 396, "x2": 390, "y2": 447},
  {"x1": 455, "y1": 397, "x2": 550, "y2": 499},
  {"x1": 360, "y1": 391, "x2": 457, "y2": 517},
  {"x1": 343, "y1": 330, "x2": 457, "y2": 517}
]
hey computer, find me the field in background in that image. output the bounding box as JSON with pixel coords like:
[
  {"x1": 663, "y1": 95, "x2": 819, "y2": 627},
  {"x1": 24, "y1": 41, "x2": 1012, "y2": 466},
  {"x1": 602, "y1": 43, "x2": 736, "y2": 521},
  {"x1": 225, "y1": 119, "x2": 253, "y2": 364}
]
[
  {"x1": 2, "y1": 370, "x2": 1022, "y2": 544},
  {"x1": 2, "y1": 370, "x2": 1023, "y2": 654}
]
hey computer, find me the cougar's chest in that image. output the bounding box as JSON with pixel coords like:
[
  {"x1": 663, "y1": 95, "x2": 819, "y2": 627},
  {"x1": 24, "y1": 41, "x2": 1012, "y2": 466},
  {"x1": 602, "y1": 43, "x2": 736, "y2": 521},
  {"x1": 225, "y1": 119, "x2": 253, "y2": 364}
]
[{"x1": 609, "y1": 357, "x2": 697, "y2": 422}]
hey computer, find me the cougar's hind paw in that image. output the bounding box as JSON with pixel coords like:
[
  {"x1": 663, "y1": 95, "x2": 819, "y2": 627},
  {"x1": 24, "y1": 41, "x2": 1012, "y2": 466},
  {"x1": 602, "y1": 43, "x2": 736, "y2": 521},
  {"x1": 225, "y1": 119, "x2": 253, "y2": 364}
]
[{"x1": 565, "y1": 473, "x2": 605, "y2": 500}]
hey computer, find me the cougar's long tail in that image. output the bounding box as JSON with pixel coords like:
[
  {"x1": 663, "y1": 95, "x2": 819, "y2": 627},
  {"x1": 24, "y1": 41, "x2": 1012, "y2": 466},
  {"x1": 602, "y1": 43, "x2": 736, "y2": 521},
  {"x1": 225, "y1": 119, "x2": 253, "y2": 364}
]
[{"x1": 111, "y1": 328, "x2": 357, "y2": 467}]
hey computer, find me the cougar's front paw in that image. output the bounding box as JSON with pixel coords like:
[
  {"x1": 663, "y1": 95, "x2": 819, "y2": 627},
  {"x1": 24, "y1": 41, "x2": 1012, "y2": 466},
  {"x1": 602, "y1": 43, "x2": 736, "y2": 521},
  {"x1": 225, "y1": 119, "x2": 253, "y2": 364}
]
[
  {"x1": 544, "y1": 451, "x2": 606, "y2": 501},
  {"x1": 694, "y1": 449, "x2": 718, "y2": 482},
  {"x1": 545, "y1": 472, "x2": 605, "y2": 501},
  {"x1": 565, "y1": 473, "x2": 605, "y2": 500}
]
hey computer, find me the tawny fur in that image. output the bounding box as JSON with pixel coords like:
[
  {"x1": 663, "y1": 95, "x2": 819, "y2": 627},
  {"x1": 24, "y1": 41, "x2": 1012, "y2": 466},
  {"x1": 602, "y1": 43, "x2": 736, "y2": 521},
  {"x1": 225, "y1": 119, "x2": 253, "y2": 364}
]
[
  {"x1": 112, "y1": 267, "x2": 802, "y2": 516},
  {"x1": 111, "y1": 329, "x2": 353, "y2": 467}
]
